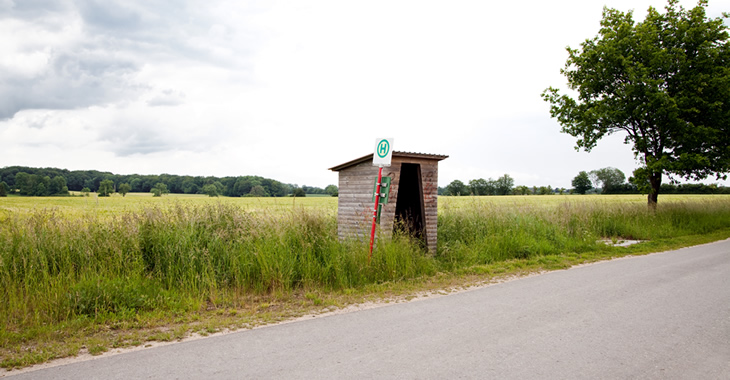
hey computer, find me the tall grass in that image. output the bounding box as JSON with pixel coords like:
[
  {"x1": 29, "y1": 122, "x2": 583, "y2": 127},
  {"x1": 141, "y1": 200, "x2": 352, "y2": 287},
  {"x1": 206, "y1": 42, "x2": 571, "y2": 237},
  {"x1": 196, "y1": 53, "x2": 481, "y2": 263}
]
[
  {"x1": 0, "y1": 204, "x2": 432, "y2": 332},
  {"x1": 437, "y1": 198, "x2": 730, "y2": 266},
  {"x1": 2, "y1": 198, "x2": 730, "y2": 334}
]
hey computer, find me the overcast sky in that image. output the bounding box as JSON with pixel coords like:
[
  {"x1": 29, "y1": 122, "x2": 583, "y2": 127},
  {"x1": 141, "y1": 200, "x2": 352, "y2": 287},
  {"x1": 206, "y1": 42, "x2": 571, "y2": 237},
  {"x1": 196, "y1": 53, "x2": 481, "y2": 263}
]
[{"x1": 2, "y1": 0, "x2": 729, "y2": 189}]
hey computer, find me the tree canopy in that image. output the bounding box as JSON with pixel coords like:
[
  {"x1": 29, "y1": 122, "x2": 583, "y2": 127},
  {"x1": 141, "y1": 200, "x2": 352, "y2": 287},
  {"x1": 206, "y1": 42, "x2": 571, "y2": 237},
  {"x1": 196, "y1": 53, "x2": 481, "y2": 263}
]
[
  {"x1": 442, "y1": 175, "x2": 514, "y2": 196},
  {"x1": 494, "y1": 174, "x2": 515, "y2": 195},
  {"x1": 202, "y1": 184, "x2": 218, "y2": 197},
  {"x1": 572, "y1": 171, "x2": 593, "y2": 194},
  {"x1": 13, "y1": 172, "x2": 69, "y2": 196},
  {"x1": 0, "y1": 166, "x2": 335, "y2": 198},
  {"x1": 325, "y1": 184, "x2": 339, "y2": 197},
  {"x1": 590, "y1": 167, "x2": 626, "y2": 193},
  {"x1": 151, "y1": 183, "x2": 169, "y2": 197},
  {"x1": 98, "y1": 179, "x2": 114, "y2": 197},
  {"x1": 444, "y1": 180, "x2": 470, "y2": 196},
  {"x1": 543, "y1": 0, "x2": 730, "y2": 206},
  {"x1": 118, "y1": 183, "x2": 132, "y2": 197},
  {"x1": 469, "y1": 178, "x2": 495, "y2": 196}
]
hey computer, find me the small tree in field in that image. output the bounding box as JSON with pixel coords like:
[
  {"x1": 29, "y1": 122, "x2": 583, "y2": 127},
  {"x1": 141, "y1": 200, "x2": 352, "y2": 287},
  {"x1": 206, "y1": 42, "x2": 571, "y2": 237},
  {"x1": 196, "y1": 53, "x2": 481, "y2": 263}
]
[
  {"x1": 151, "y1": 183, "x2": 169, "y2": 197},
  {"x1": 572, "y1": 171, "x2": 593, "y2": 194},
  {"x1": 0, "y1": 181, "x2": 8, "y2": 197},
  {"x1": 98, "y1": 179, "x2": 114, "y2": 197},
  {"x1": 118, "y1": 183, "x2": 131, "y2": 197},
  {"x1": 543, "y1": 0, "x2": 730, "y2": 207}
]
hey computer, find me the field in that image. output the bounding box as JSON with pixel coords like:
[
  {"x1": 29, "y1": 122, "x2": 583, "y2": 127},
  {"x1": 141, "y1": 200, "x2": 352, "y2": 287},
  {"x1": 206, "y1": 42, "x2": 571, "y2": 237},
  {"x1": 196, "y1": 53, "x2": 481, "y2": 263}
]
[
  {"x1": 0, "y1": 192, "x2": 338, "y2": 217},
  {"x1": 1, "y1": 192, "x2": 719, "y2": 215},
  {"x1": 2, "y1": 193, "x2": 730, "y2": 369}
]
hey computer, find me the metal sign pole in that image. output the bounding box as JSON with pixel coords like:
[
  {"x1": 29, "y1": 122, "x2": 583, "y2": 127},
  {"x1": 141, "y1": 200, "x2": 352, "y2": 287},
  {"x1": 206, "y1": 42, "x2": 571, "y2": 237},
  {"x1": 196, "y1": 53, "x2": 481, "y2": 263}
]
[
  {"x1": 369, "y1": 137, "x2": 392, "y2": 262},
  {"x1": 369, "y1": 165, "x2": 384, "y2": 260}
]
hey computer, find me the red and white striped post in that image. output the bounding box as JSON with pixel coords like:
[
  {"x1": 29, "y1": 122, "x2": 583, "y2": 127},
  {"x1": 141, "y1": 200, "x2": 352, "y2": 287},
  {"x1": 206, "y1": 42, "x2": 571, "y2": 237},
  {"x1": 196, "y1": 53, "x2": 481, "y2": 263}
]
[
  {"x1": 369, "y1": 165, "x2": 384, "y2": 260},
  {"x1": 369, "y1": 138, "x2": 393, "y2": 261}
]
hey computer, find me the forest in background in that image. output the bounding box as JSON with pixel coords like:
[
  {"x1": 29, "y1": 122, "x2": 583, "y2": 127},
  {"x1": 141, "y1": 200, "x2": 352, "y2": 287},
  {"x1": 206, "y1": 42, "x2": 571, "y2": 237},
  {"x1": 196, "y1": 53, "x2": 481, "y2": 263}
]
[{"x1": 0, "y1": 166, "x2": 337, "y2": 197}]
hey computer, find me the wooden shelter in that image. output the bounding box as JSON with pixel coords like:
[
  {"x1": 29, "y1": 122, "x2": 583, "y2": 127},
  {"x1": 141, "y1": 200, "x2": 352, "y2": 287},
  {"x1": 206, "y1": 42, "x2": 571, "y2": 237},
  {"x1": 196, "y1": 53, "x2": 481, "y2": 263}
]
[{"x1": 329, "y1": 151, "x2": 448, "y2": 254}]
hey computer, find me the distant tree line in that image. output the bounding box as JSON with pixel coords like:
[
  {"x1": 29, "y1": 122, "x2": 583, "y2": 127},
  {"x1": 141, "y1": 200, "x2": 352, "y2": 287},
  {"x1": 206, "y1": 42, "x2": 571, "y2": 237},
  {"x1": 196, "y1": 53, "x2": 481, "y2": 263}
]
[
  {"x1": 2, "y1": 172, "x2": 70, "y2": 196},
  {"x1": 439, "y1": 168, "x2": 730, "y2": 197},
  {"x1": 439, "y1": 174, "x2": 518, "y2": 196},
  {"x1": 571, "y1": 167, "x2": 730, "y2": 195},
  {"x1": 439, "y1": 174, "x2": 573, "y2": 196},
  {"x1": 0, "y1": 166, "x2": 338, "y2": 197}
]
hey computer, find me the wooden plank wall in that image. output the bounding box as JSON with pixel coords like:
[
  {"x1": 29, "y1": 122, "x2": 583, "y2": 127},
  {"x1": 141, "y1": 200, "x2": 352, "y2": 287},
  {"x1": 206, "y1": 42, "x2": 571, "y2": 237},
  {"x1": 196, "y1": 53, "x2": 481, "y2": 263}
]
[
  {"x1": 336, "y1": 156, "x2": 440, "y2": 254},
  {"x1": 336, "y1": 160, "x2": 391, "y2": 242}
]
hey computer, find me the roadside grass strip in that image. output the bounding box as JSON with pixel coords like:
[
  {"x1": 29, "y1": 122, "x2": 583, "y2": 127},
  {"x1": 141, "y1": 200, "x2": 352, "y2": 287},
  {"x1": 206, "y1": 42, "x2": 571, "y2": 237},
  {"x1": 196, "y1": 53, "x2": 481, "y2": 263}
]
[{"x1": 2, "y1": 195, "x2": 730, "y2": 369}]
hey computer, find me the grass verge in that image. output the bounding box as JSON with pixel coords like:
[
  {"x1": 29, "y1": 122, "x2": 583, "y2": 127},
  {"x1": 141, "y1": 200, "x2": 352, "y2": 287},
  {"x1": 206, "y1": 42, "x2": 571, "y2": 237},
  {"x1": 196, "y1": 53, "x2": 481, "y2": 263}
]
[{"x1": 2, "y1": 198, "x2": 730, "y2": 370}]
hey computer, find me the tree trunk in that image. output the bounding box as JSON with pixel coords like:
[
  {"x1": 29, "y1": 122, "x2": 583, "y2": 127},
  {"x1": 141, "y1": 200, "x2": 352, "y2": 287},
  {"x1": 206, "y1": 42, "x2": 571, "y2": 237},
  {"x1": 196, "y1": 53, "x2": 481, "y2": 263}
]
[{"x1": 648, "y1": 172, "x2": 661, "y2": 209}]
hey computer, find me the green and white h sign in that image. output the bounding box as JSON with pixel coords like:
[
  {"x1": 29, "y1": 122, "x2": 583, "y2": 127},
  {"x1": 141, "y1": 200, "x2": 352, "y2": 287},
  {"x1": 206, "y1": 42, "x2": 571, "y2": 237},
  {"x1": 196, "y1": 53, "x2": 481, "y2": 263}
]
[{"x1": 373, "y1": 138, "x2": 393, "y2": 167}]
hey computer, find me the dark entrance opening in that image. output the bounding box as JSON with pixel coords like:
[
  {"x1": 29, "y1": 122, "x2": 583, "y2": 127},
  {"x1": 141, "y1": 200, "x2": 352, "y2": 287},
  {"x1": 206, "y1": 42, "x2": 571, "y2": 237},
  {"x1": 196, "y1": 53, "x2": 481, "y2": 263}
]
[{"x1": 394, "y1": 163, "x2": 426, "y2": 245}]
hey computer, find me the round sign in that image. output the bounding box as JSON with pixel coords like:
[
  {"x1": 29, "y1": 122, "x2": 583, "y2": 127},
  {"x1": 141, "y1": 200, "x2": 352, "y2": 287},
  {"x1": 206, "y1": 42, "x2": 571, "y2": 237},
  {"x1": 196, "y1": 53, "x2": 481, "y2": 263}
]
[{"x1": 376, "y1": 139, "x2": 390, "y2": 158}]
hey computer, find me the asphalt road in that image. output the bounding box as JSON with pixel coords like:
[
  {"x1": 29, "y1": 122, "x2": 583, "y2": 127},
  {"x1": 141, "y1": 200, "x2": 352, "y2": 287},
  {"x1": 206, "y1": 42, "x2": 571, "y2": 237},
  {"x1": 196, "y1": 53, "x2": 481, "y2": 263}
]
[{"x1": 7, "y1": 239, "x2": 730, "y2": 379}]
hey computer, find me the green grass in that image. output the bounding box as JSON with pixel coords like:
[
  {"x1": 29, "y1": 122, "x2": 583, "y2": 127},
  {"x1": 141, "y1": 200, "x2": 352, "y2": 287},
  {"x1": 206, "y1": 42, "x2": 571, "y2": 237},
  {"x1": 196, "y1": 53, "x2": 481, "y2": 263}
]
[
  {"x1": 437, "y1": 196, "x2": 730, "y2": 266},
  {"x1": 2, "y1": 194, "x2": 730, "y2": 369}
]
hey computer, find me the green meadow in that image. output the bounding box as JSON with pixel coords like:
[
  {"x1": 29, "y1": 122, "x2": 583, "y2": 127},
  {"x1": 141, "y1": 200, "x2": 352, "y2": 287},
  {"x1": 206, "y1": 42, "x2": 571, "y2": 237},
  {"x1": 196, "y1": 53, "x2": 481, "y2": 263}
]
[{"x1": 2, "y1": 193, "x2": 730, "y2": 369}]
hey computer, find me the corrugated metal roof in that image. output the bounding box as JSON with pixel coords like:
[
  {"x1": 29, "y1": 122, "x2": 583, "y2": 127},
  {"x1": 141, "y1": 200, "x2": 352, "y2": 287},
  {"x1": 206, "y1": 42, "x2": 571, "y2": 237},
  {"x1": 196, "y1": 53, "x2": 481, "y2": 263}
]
[{"x1": 329, "y1": 151, "x2": 449, "y2": 171}]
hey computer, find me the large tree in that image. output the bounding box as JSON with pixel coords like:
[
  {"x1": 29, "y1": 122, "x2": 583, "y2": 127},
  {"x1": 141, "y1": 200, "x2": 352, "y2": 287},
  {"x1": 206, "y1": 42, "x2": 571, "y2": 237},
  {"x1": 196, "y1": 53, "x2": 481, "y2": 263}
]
[
  {"x1": 118, "y1": 183, "x2": 131, "y2": 197},
  {"x1": 572, "y1": 171, "x2": 593, "y2": 194},
  {"x1": 543, "y1": 0, "x2": 730, "y2": 206},
  {"x1": 590, "y1": 167, "x2": 626, "y2": 193}
]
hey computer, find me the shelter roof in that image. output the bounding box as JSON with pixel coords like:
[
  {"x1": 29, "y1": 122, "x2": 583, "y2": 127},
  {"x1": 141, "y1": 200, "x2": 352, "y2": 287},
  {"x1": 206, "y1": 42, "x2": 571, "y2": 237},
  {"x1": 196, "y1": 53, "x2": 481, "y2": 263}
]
[{"x1": 329, "y1": 151, "x2": 449, "y2": 171}]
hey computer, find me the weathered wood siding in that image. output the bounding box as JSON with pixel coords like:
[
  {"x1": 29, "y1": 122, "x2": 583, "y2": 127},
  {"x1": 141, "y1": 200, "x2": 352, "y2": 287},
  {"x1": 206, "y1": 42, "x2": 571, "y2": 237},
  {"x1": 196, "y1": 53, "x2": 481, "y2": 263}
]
[
  {"x1": 336, "y1": 155, "x2": 442, "y2": 254},
  {"x1": 336, "y1": 160, "x2": 386, "y2": 242}
]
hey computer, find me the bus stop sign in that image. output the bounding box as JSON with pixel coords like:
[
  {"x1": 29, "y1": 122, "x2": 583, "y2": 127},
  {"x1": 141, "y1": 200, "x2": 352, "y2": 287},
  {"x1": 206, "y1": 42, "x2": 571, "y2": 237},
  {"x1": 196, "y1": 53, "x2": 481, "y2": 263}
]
[{"x1": 373, "y1": 138, "x2": 393, "y2": 167}]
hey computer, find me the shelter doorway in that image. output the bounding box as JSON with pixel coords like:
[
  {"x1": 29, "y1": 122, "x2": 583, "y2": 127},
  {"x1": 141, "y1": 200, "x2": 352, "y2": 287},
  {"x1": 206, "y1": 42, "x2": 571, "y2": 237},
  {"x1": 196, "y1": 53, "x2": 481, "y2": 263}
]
[{"x1": 394, "y1": 163, "x2": 426, "y2": 245}]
